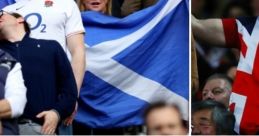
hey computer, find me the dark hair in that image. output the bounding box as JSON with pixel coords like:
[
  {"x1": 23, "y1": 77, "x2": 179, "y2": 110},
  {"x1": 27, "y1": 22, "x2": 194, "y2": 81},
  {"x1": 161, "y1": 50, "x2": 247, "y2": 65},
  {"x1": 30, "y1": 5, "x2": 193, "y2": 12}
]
[
  {"x1": 192, "y1": 100, "x2": 236, "y2": 135},
  {"x1": 144, "y1": 102, "x2": 188, "y2": 129},
  {"x1": 204, "y1": 73, "x2": 233, "y2": 90},
  {"x1": 9, "y1": 12, "x2": 30, "y2": 34}
]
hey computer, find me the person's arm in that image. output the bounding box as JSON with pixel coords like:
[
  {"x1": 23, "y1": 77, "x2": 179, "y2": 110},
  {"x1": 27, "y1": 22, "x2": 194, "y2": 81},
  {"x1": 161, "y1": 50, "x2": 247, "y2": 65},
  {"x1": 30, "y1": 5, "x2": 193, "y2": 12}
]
[
  {"x1": 0, "y1": 63, "x2": 27, "y2": 119},
  {"x1": 65, "y1": 0, "x2": 86, "y2": 93},
  {"x1": 191, "y1": 34, "x2": 199, "y2": 94},
  {"x1": 67, "y1": 34, "x2": 85, "y2": 93},
  {"x1": 63, "y1": 34, "x2": 84, "y2": 126},
  {"x1": 192, "y1": 15, "x2": 226, "y2": 47},
  {"x1": 53, "y1": 41, "x2": 78, "y2": 119},
  {"x1": 37, "y1": 41, "x2": 78, "y2": 135},
  {"x1": 63, "y1": 0, "x2": 86, "y2": 125},
  {"x1": 0, "y1": 100, "x2": 12, "y2": 119},
  {"x1": 36, "y1": 110, "x2": 59, "y2": 135}
]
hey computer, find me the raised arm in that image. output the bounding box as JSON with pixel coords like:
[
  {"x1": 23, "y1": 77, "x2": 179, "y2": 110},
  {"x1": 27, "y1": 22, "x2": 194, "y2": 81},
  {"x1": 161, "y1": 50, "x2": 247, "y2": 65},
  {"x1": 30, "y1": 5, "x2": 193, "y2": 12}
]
[{"x1": 192, "y1": 15, "x2": 226, "y2": 47}]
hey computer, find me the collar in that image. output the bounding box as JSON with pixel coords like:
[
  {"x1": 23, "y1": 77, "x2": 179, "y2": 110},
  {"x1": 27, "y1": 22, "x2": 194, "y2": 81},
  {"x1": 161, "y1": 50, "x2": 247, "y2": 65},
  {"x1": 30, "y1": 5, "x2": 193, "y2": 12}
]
[{"x1": 1, "y1": 33, "x2": 30, "y2": 45}]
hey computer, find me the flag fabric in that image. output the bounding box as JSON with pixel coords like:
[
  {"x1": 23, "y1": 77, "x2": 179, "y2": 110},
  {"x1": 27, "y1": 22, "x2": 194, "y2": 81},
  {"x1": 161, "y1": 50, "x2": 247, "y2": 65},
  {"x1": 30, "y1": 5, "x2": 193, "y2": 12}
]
[
  {"x1": 223, "y1": 17, "x2": 259, "y2": 134},
  {"x1": 0, "y1": 0, "x2": 15, "y2": 9},
  {"x1": 75, "y1": 0, "x2": 189, "y2": 128}
]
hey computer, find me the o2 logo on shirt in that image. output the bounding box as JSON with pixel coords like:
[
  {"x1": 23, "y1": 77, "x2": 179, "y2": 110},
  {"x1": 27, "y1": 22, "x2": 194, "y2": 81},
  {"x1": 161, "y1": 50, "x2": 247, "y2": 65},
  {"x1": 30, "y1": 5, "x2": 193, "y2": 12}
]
[{"x1": 24, "y1": 13, "x2": 47, "y2": 33}]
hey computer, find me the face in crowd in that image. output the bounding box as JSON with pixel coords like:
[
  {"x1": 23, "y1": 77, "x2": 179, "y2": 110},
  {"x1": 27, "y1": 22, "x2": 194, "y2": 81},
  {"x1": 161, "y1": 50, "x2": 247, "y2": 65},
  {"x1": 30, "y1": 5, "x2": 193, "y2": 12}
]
[
  {"x1": 202, "y1": 77, "x2": 232, "y2": 108},
  {"x1": 145, "y1": 105, "x2": 187, "y2": 135},
  {"x1": 0, "y1": 10, "x2": 24, "y2": 32},
  {"x1": 192, "y1": 100, "x2": 236, "y2": 135},
  {"x1": 192, "y1": 108, "x2": 216, "y2": 135},
  {"x1": 81, "y1": 0, "x2": 109, "y2": 13}
]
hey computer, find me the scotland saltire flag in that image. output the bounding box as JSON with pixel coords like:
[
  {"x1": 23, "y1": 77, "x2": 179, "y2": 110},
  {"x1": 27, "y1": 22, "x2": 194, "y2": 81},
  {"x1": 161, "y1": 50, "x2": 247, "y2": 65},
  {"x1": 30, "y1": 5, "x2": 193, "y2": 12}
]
[
  {"x1": 0, "y1": 0, "x2": 15, "y2": 9},
  {"x1": 76, "y1": 0, "x2": 189, "y2": 128}
]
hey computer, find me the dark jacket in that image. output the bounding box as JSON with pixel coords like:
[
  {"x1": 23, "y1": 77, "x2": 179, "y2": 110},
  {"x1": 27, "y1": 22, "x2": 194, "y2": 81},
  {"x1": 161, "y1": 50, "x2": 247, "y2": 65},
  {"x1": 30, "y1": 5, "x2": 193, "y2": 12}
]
[
  {"x1": 0, "y1": 34, "x2": 78, "y2": 125},
  {"x1": 0, "y1": 49, "x2": 19, "y2": 135}
]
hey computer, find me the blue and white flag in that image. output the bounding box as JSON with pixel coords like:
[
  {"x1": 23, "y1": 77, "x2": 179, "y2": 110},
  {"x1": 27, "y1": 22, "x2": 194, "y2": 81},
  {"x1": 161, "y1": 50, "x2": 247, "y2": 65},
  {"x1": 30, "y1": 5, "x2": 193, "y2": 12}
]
[
  {"x1": 77, "y1": 0, "x2": 189, "y2": 128},
  {"x1": 0, "y1": 0, "x2": 15, "y2": 9}
]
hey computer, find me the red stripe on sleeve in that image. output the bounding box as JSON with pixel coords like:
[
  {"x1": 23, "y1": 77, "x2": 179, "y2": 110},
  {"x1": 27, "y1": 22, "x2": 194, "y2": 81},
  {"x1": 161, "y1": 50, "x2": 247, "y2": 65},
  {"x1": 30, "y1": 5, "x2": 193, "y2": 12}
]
[{"x1": 222, "y1": 19, "x2": 241, "y2": 49}]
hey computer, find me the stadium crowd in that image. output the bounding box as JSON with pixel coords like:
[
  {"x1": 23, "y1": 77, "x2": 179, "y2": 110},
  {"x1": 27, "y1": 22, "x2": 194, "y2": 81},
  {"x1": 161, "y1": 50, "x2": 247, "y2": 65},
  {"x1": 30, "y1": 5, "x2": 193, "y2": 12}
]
[
  {"x1": 0, "y1": 0, "x2": 190, "y2": 135},
  {"x1": 192, "y1": 0, "x2": 259, "y2": 134}
]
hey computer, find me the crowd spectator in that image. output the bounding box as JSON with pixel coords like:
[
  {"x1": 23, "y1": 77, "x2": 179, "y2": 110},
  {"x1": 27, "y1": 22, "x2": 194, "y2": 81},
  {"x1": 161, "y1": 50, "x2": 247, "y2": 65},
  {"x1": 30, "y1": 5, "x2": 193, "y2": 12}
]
[
  {"x1": 191, "y1": 0, "x2": 249, "y2": 100},
  {"x1": 144, "y1": 102, "x2": 188, "y2": 135},
  {"x1": 3, "y1": 0, "x2": 86, "y2": 134},
  {"x1": 0, "y1": 10, "x2": 27, "y2": 135},
  {"x1": 0, "y1": 11, "x2": 77, "y2": 135},
  {"x1": 77, "y1": 0, "x2": 112, "y2": 15},
  {"x1": 192, "y1": 100, "x2": 236, "y2": 135},
  {"x1": 192, "y1": 0, "x2": 259, "y2": 133},
  {"x1": 202, "y1": 74, "x2": 232, "y2": 108}
]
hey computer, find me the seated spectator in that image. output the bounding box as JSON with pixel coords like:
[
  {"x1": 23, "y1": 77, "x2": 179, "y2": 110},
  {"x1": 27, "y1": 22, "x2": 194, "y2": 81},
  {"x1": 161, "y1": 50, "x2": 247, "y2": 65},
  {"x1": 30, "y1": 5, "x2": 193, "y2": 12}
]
[
  {"x1": 144, "y1": 102, "x2": 188, "y2": 135},
  {"x1": 0, "y1": 11, "x2": 77, "y2": 135},
  {"x1": 202, "y1": 74, "x2": 232, "y2": 107},
  {"x1": 77, "y1": 0, "x2": 112, "y2": 15},
  {"x1": 192, "y1": 100, "x2": 236, "y2": 135},
  {"x1": 112, "y1": 0, "x2": 157, "y2": 18}
]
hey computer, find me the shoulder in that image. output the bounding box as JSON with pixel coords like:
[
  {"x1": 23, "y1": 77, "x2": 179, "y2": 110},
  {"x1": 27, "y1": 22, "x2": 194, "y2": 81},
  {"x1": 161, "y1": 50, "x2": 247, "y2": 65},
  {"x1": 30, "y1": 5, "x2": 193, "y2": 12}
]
[
  {"x1": 0, "y1": 49, "x2": 17, "y2": 70},
  {"x1": 0, "y1": 49, "x2": 16, "y2": 61},
  {"x1": 3, "y1": 0, "x2": 29, "y2": 12},
  {"x1": 53, "y1": 0, "x2": 77, "y2": 10},
  {"x1": 61, "y1": 0, "x2": 80, "y2": 16}
]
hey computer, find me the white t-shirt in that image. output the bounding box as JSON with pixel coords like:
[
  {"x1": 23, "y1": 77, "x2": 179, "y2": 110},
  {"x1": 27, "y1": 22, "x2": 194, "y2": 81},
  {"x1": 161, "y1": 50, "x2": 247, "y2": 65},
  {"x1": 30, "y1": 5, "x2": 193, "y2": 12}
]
[
  {"x1": 5, "y1": 63, "x2": 27, "y2": 118},
  {"x1": 4, "y1": 0, "x2": 85, "y2": 55}
]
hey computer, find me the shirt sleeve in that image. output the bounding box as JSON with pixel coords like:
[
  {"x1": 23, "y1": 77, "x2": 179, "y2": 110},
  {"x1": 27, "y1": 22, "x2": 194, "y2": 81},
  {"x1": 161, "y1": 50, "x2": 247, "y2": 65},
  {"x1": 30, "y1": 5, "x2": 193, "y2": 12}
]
[
  {"x1": 52, "y1": 41, "x2": 78, "y2": 120},
  {"x1": 5, "y1": 63, "x2": 27, "y2": 118},
  {"x1": 222, "y1": 18, "x2": 241, "y2": 49},
  {"x1": 65, "y1": 0, "x2": 85, "y2": 38}
]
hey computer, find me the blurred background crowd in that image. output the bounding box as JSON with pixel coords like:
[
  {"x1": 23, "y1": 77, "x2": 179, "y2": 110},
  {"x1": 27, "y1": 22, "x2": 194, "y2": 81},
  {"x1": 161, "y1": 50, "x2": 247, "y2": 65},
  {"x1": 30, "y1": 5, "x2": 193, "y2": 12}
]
[
  {"x1": 1, "y1": 0, "x2": 188, "y2": 135},
  {"x1": 191, "y1": 0, "x2": 259, "y2": 135},
  {"x1": 192, "y1": 0, "x2": 257, "y2": 101}
]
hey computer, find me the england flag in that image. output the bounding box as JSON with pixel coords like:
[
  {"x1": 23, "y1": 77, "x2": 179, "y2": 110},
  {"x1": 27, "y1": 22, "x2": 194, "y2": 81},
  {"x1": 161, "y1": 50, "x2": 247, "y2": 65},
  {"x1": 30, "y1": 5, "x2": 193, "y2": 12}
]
[{"x1": 75, "y1": 0, "x2": 189, "y2": 128}]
